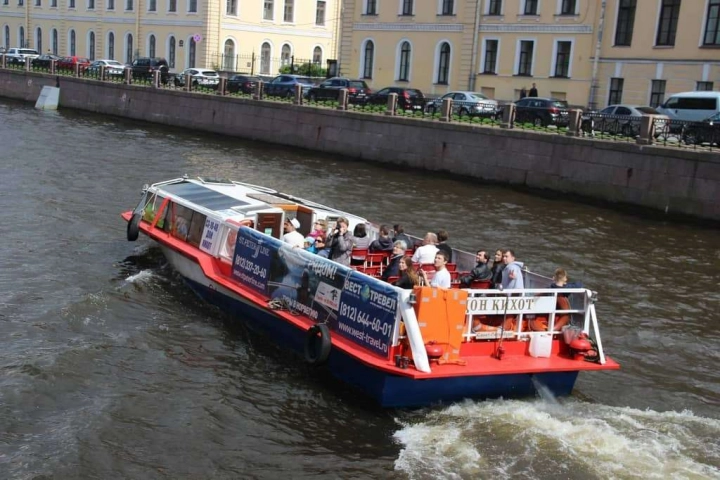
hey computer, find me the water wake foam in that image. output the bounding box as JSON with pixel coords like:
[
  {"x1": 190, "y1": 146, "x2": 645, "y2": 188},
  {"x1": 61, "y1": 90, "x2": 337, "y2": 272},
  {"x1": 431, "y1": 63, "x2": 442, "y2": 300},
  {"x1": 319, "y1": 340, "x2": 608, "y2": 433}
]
[
  {"x1": 124, "y1": 269, "x2": 156, "y2": 284},
  {"x1": 394, "y1": 399, "x2": 720, "y2": 479}
]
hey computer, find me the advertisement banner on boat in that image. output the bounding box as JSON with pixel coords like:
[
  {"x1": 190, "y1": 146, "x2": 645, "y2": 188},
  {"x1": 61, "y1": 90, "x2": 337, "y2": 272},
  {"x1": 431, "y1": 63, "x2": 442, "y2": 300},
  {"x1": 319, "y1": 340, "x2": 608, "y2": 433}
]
[{"x1": 231, "y1": 228, "x2": 397, "y2": 358}]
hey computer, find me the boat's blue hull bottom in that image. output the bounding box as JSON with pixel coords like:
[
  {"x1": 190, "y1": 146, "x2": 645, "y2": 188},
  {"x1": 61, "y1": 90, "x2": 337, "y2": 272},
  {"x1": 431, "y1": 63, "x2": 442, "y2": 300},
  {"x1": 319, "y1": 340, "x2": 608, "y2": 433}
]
[{"x1": 185, "y1": 279, "x2": 579, "y2": 408}]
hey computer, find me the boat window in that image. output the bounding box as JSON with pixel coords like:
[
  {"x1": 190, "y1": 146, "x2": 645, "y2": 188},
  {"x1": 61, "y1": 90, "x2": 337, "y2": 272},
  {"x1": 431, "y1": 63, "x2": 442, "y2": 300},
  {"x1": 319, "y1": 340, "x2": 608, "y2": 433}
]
[
  {"x1": 219, "y1": 227, "x2": 238, "y2": 263},
  {"x1": 187, "y1": 212, "x2": 207, "y2": 247},
  {"x1": 172, "y1": 204, "x2": 194, "y2": 241},
  {"x1": 143, "y1": 193, "x2": 167, "y2": 228}
]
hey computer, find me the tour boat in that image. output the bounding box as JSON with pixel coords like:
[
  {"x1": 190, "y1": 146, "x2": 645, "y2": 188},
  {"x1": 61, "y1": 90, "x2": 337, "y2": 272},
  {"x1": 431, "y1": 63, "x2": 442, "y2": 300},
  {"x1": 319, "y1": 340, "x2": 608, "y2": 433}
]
[{"x1": 121, "y1": 176, "x2": 620, "y2": 408}]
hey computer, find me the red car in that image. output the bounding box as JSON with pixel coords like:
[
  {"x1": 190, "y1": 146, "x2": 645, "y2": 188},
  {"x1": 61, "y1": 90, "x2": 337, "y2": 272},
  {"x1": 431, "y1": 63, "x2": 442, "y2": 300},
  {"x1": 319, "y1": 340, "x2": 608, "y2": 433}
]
[{"x1": 56, "y1": 56, "x2": 91, "y2": 72}]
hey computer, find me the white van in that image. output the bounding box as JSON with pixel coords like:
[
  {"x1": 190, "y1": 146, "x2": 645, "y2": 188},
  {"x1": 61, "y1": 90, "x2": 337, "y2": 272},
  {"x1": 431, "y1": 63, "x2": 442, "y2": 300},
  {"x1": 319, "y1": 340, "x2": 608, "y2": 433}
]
[{"x1": 657, "y1": 91, "x2": 720, "y2": 122}]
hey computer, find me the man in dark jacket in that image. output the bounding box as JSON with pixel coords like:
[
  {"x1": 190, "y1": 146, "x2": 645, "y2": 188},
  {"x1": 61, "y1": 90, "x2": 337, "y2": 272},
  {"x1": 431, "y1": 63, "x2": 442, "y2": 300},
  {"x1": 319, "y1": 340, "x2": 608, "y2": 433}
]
[
  {"x1": 459, "y1": 250, "x2": 492, "y2": 287},
  {"x1": 369, "y1": 224, "x2": 394, "y2": 252},
  {"x1": 392, "y1": 224, "x2": 413, "y2": 250}
]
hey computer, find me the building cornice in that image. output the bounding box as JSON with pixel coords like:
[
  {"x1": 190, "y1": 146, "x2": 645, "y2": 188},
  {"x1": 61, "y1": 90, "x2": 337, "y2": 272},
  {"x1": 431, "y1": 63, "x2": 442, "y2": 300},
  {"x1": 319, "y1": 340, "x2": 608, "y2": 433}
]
[
  {"x1": 222, "y1": 23, "x2": 332, "y2": 38},
  {"x1": 18, "y1": 13, "x2": 203, "y2": 26},
  {"x1": 352, "y1": 23, "x2": 464, "y2": 32},
  {"x1": 479, "y1": 24, "x2": 592, "y2": 34},
  {"x1": 598, "y1": 57, "x2": 720, "y2": 64}
]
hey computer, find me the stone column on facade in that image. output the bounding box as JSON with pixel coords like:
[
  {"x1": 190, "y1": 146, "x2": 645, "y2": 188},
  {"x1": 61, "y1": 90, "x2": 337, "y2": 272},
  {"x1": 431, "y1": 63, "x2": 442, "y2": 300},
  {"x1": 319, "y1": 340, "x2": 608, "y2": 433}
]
[
  {"x1": 385, "y1": 93, "x2": 398, "y2": 116},
  {"x1": 152, "y1": 70, "x2": 161, "y2": 88},
  {"x1": 254, "y1": 81, "x2": 264, "y2": 100},
  {"x1": 185, "y1": 73, "x2": 192, "y2": 91},
  {"x1": 124, "y1": 67, "x2": 132, "y2": 84},
  {"x1": 439, "y1": 98, "x2": 453, "y2": 122},
  {"x1": 337, "y1": 89, "x2": 348, "y2": 110},
  {"x1": 217, "y1": 77, "x2": 227, "y2": 95},
  {"x1": 566, "y1": 109, "x2": 583, "y2": 136},
  {"x1": 501, "y1": 103, "x2": 516, "y2": 129},
  {"x1": 294, "y1": 83, "x2": 303, "y2": 105},
  {"x1": 637, "y1": 115, "x2": 656, "y2": 145}
]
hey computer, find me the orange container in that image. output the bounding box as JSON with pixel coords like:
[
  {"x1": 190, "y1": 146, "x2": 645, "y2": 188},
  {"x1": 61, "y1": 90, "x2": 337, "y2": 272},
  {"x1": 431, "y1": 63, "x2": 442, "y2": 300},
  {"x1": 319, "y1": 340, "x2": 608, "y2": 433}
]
[{"x1": 412, "y1": 287, "x2": 468, "y2": 363}]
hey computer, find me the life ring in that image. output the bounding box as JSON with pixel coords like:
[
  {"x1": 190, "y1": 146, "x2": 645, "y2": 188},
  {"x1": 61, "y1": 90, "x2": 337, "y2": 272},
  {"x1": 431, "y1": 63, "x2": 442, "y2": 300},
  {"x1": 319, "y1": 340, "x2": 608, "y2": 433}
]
[
  {"x1": 127, "y1": 212, "x2": 141, "y2": 241},
  {"x1": 304, "y1": 324, "x2": 331, "y2": 365}
]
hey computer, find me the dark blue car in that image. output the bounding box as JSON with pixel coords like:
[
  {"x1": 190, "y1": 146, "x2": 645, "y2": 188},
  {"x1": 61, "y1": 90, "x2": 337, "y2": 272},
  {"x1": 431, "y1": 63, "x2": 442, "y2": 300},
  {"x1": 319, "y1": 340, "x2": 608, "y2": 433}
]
[{"x1": 264, "y1": 74, "x2": 316, "y2": 98}]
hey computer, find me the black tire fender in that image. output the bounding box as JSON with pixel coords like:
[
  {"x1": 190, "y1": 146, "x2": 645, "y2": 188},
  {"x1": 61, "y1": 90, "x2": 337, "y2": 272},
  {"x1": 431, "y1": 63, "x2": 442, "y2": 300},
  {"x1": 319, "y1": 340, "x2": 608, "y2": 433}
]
[
  {"x1": 127, "y1": 212, "x2": 141, "y2": 241},
  {"x1": 304, "y1": 323, "x2": 331, "y2": 365}
]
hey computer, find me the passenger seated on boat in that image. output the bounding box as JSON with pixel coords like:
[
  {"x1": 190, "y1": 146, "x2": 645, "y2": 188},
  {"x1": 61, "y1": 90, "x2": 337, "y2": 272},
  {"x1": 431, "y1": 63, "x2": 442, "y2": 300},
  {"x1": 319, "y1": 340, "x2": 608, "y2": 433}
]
[
  {"x1": 175, "y1": 215, "x2": 190, "y2": 239},
  {"x1": 411, "y1": 233, "x2": 439, "y2": 264},
  {"x1": 327, "y1": 216, "x2": 353, "y2": 266},
  {"x1": 304, "y1": 236, "x2": 317, "y2": 254},
  {"x1": 490, "y1": 249, "x2": 505, "y2": 288},
  {"x1": 309, "y1": 219, "x2": 327, "y2": 240},
  {"x1": 526, "y1": 268, "x2": 581, "y2": 332},
  {"x1": 459, "y1": 250, "x2": 492, "y2": 287},
  {"x1": 351, "y1": 224, "x2": 371, "y2": 265},
  {"x1": 282, "y1": 218, "x2": 305, "y2": 248},
  {"x1": 419, "y1": 251, "x2": 451, "y2": 288},
  {"x1": 501, "y1": 249, "x2": 524, "y2": 290},
  {"x1": 393, "y1": 256, "x2": 421, "y2": 289},
  {"x1": 392, "y1": 224, "x2": 413, "y2": 250},
  {"x1": 436, "y1": 229, "x2": 453, "y2": 263},
  {"x1": 369, "y1": 225, "x2": 394, "y2": 252},
  {"x1": 550, "y1": 268, "x2": 583, "y2": 295},
  {"x1": 381, "y1": 241, "x2": 407, "y2": 281}
]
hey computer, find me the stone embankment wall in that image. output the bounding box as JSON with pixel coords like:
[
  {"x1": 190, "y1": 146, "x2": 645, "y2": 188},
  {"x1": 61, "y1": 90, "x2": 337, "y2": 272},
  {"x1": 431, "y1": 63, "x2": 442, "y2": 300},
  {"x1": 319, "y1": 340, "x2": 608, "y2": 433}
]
[{"x1": 2, "y1": 70, "x2": 719, "y2": 221}]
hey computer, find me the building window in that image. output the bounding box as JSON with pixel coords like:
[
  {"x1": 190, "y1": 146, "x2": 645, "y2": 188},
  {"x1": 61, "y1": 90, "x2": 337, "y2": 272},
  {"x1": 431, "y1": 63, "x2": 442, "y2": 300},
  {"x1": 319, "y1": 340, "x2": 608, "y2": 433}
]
[
  {"x1": 398, "y1": 41, "x2": 410, "y2": 81},
  {"x1": 188, "y1": 0, "x2": 196, "y2": 12},
  {"x1": 483, "y1": 39, "x2": 498, "y2": 73},
  {"x1": 35, "y1": 0, "x2": 40, "y2": 6},
  {"x1": 649, "y1": 80, "x2": 666, "y2": 107},
  {"x1": 149, "y1": 34, "x2": 155, "y2": 57},
  {"x1": 223, "y1": 39, "x2": 235, "y2": 70},
  {"x1": 560, "y1": 0, "x2": 576, "y2": 15},
  {"x1": 125, "y1": 0, "x2": 132, "y2": 10},
  {"x1": 69, "y1": 30, "x2": 75, "y2": 55},
  {"x1": 704, "y1": 0, "x2": 720, "y2": 46},
  {"x1": 4, "y1": 26, "x2": 9, "y2": 49},
  {"x1": 488, "y1": 0, "x2": 501, "y2": 15},
  {"x1": 36, "y1": 28, "x2": 42, "y2": 53},
  {"x1": 697, "y1": 81, "x2": 714, "y2": 91},
  {"x1": 51, "y1": 0, "x2": 56, "y2": 6},
  {"x1": 148, "y1": 0, "x2": 155, "y2": 10},
  {"x1": 88, "y1": 31, "x2": 95, "y2": 59},
  {"x1": 226, "y1": 0, "x2": 235, "y2": 15},
  {"x1": 402, "y1": 0, "x2": 412, "y2": 15},
  {"x1": 656, "y1": 0, "x2": 680, "y2": 46},
  {"x1": 189, "y1": 37, "x2": 196, "y2": 67},
  {"x1": 524, "y1": 0, "x2": 537, "y2": 15},
  {"x1": 88, "y1": 0, "x2": 94, "y2": 8},
  {"x1": 126, "y1": 33, "x2": 133, "y2": 63},
  {"x1": 437, "y1": 42, "x2": 450, "y2": 84},
  {"x1": 281, "y1": 44, "x2": 291, "y2": 66},
  {"x1": 614, "y1": 0, "x2": 636, "y2": 46},
  {"x1": 69, "y1": 0, "x2": 74, "y2": 7},
  {"x1": 553, "y1": 41, "x2": 571, "y2": 77},
  {"x1": 517, "y1": 40, "x2": 533, "y2": 76},
  {"x1": 284, "y1": 0, "x2": 293, "y2": 22},
  {"x1": 260, "y1": 42, "x2": 270, "y2": 73},
  {"x1": 264, "y1": 0, "x2": 273, "y2": 19},
  {"x1": 107, "y1": 0, "x2": 112, "y2": 9},
  {"x1": 51, "y1": 29, "x2": 57, "y2": 54},
  {"x1": 168, "y1": 36, "x2": 175, "y2": 67},
  {"x1": 18, "y1": 0, "x2": 23, "y2": 5},
  {"x1": 441, "y1": 0, "x2": 454, "y2": 15},
  {"x1": 169, "y1": 0, "x2": 175, "y2": 11},
  {"x1": 108, "y1": 32, "x2": 114, "y2": 59},
  {"x1": 316, "y1": 1, "x2": 325, "y2": 25},
  {"x1": 608, "y1": 77, "x2": 623, "y2": 105},
  {"x1": 366, "y1": 0, "x2": 376, "y2": 15},
  {"x1": 362, "y1": 40, "x2": 374, "y2": 78},
  {"x1": 313, "y1": 46, "x2": 322, "y2": 65}
]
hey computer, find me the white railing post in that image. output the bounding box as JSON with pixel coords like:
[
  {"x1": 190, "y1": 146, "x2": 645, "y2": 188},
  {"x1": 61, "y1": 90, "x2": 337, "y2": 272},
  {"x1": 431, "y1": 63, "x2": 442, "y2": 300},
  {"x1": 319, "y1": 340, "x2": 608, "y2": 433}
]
[{"x1": 589, "y1": 304, "x2": 606, "y2": 365}]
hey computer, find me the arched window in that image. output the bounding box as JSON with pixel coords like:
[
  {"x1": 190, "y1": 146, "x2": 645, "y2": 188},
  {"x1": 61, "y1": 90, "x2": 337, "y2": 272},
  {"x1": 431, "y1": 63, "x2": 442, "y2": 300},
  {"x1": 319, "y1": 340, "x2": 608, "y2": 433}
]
[
  {"x1": 188, "y1": 37, "x2": 196, "y2": 67},
  {"x1": 52, "y1": 29, "x2": 58, "y2": 55},
  {"x1": 108, "y1": 32, "x2": 115, "y2": 59},
  {"x1": 36, "y1": 28, "x2": 42, "y2": 54},
  {"x1": 4, "y1": 26, "x2": 9, "y2": 50},
  {"x1": 223, "y1": 39, "x2": 235, "y2": 70},
  {"x1": 398, "y1": 41, "x2": 410, "y2": 81},
  {"x1": 313, "y1": 46, "x2": 322, "y2": 65},
  {"x1": 437, "y1": 42, "x2": 450, "y2": 84},
  {"x1": 281, "y1": 43, "x2": 291, "y2": 66},
  {"x1": 168, "y1": 36, "x2": 175, "y2": 68},
  {"x1": 149, "y1": 34, "x2": 156, "y2": 57},
  {"x1": 126, "y1": 33, "x2": 133, "y2": 63},
  {"x1": 19, "y1": 26, "x2": 25, "y2": 48},
  {"x1": 260, "y1": 42, "x2": 271, "y2": 74},
  {"x1": 362, "y1": 40, "x2": 374, "y2": 79},
  {"x1": 88, "y1": 31, "x2": 95, "y2": 60},
  {"x1": 70, "y1": 29, "x2": 76, "y2": 55}
]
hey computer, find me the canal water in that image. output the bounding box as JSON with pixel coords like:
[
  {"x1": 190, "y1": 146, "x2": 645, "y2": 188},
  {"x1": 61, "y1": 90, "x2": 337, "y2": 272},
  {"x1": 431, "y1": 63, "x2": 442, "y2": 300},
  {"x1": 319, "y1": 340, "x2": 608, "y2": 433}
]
[{"x1": 1, "y1": 98, "x2": 718, "y2": 480}]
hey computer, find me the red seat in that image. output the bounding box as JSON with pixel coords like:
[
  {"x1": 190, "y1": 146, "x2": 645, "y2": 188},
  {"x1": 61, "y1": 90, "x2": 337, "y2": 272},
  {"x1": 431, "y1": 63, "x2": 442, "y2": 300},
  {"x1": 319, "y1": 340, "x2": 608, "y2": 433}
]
[
  {"x1": 357, "y1": 265, "x2": 381, "y2": 277},
  {"x1": 449, "y1": 271, "x2": 459, "y2": 281},
  {"x1": 351, "y1": 248, "x2": 368, "y2": 263},
  {"x1": 470, "y1": 280, "x2": 492, "y2": 289},
  {"x1": 419, "y1": 264, "x2": 435, "y2": 272},
  {"x1": 446, "y1": 263, "x2": 457, "y2": 271},
  {"x1": 386, "y1": 276, "x2": 399, "y2": 284}
]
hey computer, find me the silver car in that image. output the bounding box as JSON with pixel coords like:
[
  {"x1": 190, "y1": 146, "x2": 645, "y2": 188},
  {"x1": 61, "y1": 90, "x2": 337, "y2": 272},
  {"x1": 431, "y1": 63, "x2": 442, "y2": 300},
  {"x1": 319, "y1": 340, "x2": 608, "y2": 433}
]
[
  {"x1": 585, "y1": 105, "x2": 670, "y2": 137},
  {"x1": 174, "y1": 68, "x2": 221, "y2": 89},
  {"x1": 426, "y1": 91, "x2": 499, "y2": 117},
  {"x1": 87, "y1": 59, "x2": 126, "y2": 77}
]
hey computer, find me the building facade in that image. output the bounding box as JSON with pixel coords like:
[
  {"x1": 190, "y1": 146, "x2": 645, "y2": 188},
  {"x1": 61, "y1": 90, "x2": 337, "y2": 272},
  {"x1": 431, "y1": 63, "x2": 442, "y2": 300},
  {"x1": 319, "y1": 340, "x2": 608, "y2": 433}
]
[
  {"x1": 339, "y1": 0, "x2": 720, "y2": 107},
  {"x1": 0, "y1": 0, "x2": 339, "y2": 74}
]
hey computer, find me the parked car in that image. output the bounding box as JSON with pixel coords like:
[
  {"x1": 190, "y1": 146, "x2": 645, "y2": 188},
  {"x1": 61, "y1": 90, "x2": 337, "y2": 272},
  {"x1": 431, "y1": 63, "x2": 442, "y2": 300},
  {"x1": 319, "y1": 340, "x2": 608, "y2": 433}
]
[
  {"x1": 4, "y1": 48, "x2": 40, "y2": 65},
  {"x1": 86, "y1": 59, "x2": 126, "y2": 77},
  {"x1": 306, "y1": 77, "x2": 372, "y2": 104},
  {"x1": 56, "y1": 56, "x2": 92, "y2": 72},
  {"x1": 264, "y1": 75, "x2": 316, "y2": 98},
  {"x1": 657, "y1": 91, "x2": 720, "y2": 122},
  {"x1": 365, "y1": 87, "x2": 426, "y2": 111},
  {"x1": 31, "y1": 54, "x2": 62, "y2": 69},
  {"x1": 425, "y1": 91, "x2": 498, "y2": 117},
  {"x1": 131, "y1": 57, "x2": 170, "y2": 84},
  {"x1": 173, "y1": 68, "x2": 221, "y2": 89},
  {"x1": 681, "y1": 112, "x2": 720, "y2": 146},
  {"x1": 227, "y1": 74, "x2": 261, "y2": 94},
  {"x1": 584, "y1": 105, "x2": 669, "y2": 137},
  {"x1": 514, "y1": 97, "x2": 570, "y2": 127}
]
